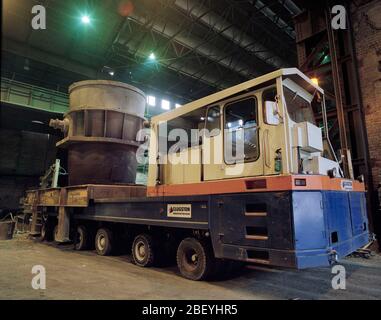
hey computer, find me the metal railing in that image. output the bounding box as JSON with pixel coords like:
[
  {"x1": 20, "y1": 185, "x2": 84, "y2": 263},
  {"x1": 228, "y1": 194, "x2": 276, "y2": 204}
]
[{"x1": 1, "y1": 77, "x2": 69, "y2": 114}]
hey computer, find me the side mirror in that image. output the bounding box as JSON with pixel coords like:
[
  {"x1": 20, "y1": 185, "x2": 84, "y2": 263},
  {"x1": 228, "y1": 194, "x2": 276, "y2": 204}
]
[{"x1": 265, "y1": 101, "x2": 280, "y2": 125}]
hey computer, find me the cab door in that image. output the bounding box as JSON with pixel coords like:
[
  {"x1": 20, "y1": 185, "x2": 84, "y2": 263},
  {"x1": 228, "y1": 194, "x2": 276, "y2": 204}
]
[
  {"x1": 221, "y1": 94, "x2": 263, "y2": 179},
  {"x1": 202, "y1": 105, "x2": 224, "y2": 181},
  {"x1": 202, "y1": 93, "x2": 264, "y2": 180}
]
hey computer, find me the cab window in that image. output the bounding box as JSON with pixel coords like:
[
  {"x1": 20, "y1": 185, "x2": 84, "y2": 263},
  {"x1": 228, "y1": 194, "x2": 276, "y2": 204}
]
[
  {"x1": 284, "y1": 86, "x2": 315, "y2": 124},
  {"x1": 262, "y1": 87, "x2": 280, "y2": 126},
  {"x1": 159, "y1": 106, "x2": 207, "y2": 154},
  {"x1": 205, "y1": 106, "x2": 221, "y2": 136},
  {"x1": 263, "y1": 87, "x2": 277, "y2": 103},
  {"x1": 224, "y1": 97, "x2": 258, "y2": 164}
]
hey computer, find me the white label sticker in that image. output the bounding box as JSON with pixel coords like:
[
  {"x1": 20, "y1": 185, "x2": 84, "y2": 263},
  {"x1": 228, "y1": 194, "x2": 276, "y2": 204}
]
[
  {"x1": 167, "y1": 204, "x2": 192, "y2": 218},
  {"x1": 341, "y1": 180, "x2": 353, "y2": 191}
]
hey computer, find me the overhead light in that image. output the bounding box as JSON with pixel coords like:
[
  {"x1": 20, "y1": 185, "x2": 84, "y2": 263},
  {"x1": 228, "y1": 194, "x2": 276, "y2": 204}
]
[
  {"x1": 102, "y1": 66, "x2": 114, "y2": 76},
  {"x1": 118, "y1": 1, "x2": 135, "y2": 17},
  {"x1": 147, "y1": 95, "x2": 156, "y2": 106},
  {"x1": 175, "y1": 104, "x2": 181, "y2": 109},
  {"x1": 148, "y1": 52, "x2": 156, "y2": 61},
  {"x1": 81, "y1": 15, "x2": 91, "y2": 24},
  {"x1": 311, "y1": 77, "x2": 319, "y2": 86},
  {"x1": 161, "y1": 99, "x2": 170, "y2": 110}
]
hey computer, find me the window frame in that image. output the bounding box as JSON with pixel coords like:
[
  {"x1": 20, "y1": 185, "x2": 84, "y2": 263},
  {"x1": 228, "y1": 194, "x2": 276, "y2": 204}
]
[
  {"x1": 204, "y1": 104, "x2": 221, "y2": 137},
  {"x1": 283, "y1": 85, "x2": 316, "y2": 125},
  {"x1": 163, "y1": 106, "x2": 208, "y2": 155},
  {"x1": 262, "y1": 86, "x2": 280, "y2": 126},
  {"x1": 223, "y1": 95, "x2": 260, "y2": 165}
]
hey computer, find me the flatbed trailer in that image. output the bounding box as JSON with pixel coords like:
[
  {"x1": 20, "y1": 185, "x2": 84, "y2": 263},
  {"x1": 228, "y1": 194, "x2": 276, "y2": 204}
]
[{"x1": 25, "y1": 174, "x2": 370, "y2": 280}]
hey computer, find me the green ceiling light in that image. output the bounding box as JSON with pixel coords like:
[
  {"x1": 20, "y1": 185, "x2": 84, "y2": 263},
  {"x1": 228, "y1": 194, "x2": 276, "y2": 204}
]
[
  {"x1": 322, "y1": 54, "x2": 331, "y2": 65},
  {"x1": 148, "y1": 52, "x2": 156, "y2": 61},
  {"x1": 81, "y1": 15, "x2": 91, "y2": 24}
]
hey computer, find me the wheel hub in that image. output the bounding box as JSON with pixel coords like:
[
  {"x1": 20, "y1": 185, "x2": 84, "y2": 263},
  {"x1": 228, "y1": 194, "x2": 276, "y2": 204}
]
[
  {"x1": 98, "y1": 235, "x2": 105, "y2": 249},
  {"x1": 135, "y1": 241, "x2": 146, "y2": 260},
  {"x1": 183, "y1": 248, "x2": 199, "y2": 271}
]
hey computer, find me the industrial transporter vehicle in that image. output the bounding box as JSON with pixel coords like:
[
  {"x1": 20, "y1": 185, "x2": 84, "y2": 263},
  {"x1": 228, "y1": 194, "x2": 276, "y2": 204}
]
[{"x1": 24, "y1": 68, "x2": 370, "y2": 281}]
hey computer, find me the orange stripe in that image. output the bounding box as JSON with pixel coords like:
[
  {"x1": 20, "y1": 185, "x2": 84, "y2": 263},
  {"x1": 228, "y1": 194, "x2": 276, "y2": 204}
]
[{"x1": 147, "y1": 175, "x2": 365, "y2": 197}]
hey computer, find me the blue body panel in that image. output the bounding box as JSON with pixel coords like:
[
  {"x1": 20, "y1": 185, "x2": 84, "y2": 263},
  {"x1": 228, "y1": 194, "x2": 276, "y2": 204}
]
[
  {"x1": 293, "y1": 190, "x2": 369, "y2": 268},
  {"x1": 208, "y1": 189, "x2": 369, "y2": 269},
  {"x1": 293, "y1": 192, "x2": 326, "y2": 250}
]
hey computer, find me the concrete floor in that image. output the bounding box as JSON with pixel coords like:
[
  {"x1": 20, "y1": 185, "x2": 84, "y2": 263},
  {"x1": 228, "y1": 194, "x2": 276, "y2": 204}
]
[{"x1": 1, "y1": 234, "x2": 381, "y2": 300}]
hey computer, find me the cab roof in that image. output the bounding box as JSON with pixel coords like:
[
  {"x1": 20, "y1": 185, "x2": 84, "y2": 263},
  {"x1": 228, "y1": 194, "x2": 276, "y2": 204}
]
[{"x1": 151, "y1": 68, "x2": 324, "y2": 124}]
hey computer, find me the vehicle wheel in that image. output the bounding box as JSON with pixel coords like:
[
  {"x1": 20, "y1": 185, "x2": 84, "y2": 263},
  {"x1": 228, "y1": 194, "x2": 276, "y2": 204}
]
[
  {"x1": 176, "y1": 237, "x2": 214, "y2": 281},
  {"x1": 40, "y1": 222, "x2": 53, "y2": 241},
  {"x1": 132, "y1": 234, "x2": 155, "y2": 267},
  {"x1": 74, "y1": 225, "x2": 92, "y2": 250},
  {"x1": 95, "y1": 228, "x2": 113, "y2": 256}
]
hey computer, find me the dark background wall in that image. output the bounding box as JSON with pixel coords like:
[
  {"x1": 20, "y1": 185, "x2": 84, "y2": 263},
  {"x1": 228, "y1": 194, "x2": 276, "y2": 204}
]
[
  {"x1": 352, "y1": 0, "x2": 381, "y2": 195},
  {"x1": 0, "y1": 104, "x2": 62, "y2": 210},
  {"x1": 351, "y1": 0, "x2": 381, "y2": 242}
]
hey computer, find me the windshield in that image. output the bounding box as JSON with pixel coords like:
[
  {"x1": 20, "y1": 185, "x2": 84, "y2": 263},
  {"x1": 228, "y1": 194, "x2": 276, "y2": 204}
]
[{"x1": 284, "y1": 86, "x2": 316, "y2": 125}]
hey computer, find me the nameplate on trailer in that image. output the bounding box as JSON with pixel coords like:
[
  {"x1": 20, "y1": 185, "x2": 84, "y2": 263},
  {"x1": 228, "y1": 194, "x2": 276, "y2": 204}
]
[
  {"x1": 167, "y1": 204, "x2": 192, "y2": 218},
  {"x1": 341, "y1": 180, "x2": 353, "y2": 191}
]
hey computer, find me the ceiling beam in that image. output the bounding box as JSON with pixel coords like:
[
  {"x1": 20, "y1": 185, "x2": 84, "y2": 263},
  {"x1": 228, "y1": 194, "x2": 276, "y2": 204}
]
[{"x1": 2, "y1": 38, "x2": 99, "y2": 79}]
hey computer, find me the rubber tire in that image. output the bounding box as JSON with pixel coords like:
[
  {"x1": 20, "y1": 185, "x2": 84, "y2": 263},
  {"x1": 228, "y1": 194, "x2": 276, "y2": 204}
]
[
  {"x1": 40, "y1": 222, "x2": 53, "y2": 242},
  {"x1": 131, "y1": 234, "x2": 155, "y2": 267},
  {"x1": 74, "y1": 225, "x2": 91, "y2": 251},
  {"x1": 176, "y1": 237, "x2": 214, "y2": 281},
  {"x1": 95, "y1": 228, "x2": 113, "y2": 256}
]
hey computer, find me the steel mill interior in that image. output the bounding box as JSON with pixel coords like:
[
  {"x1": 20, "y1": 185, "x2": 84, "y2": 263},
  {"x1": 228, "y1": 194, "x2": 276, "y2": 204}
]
[{"x1": 0, "y1": 0, "x2": 380, "y2": 302}]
